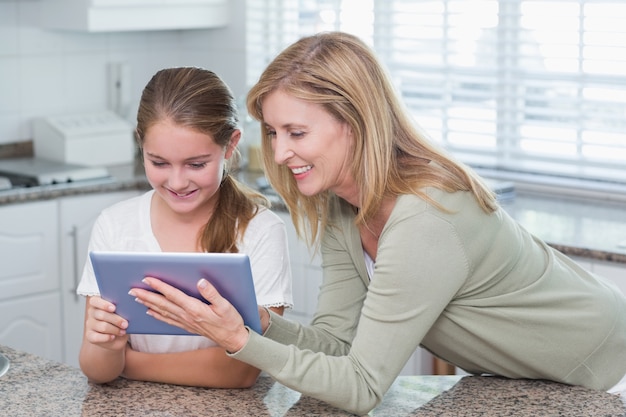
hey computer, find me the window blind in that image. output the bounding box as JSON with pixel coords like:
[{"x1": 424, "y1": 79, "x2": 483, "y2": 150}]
[{"x1": 246, "y1": 0, "x2": 626, "y2": 185}]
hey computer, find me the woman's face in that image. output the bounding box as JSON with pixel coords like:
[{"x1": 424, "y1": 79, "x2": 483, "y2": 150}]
[
  {"x1": 142, "y1": 119, "x2": 238, "y2": 218},
  {"x1": 261, "y1": 89, "x2": 357, "y2": 203}
]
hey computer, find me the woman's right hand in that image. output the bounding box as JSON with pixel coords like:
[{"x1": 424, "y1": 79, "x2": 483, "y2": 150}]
[
  {"x1": 131, "y1": 277, "x2": 250, "y2": 353},
  {"x1": 84, "y1": 295, "x2": 129, "y2": 351}
]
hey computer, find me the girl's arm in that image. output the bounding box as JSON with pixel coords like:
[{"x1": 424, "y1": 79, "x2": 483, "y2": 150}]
[{"x1": 121, "y1": 306, "x2": 284, "y2": 388}]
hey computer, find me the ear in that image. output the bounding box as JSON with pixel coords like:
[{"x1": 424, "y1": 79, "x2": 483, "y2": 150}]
[{"x1": 225, "y1": 129, "x2": 241, "y2": 159}]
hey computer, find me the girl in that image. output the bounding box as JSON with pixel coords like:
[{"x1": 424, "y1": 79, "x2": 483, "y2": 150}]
[{"x1": 77, "y1": 67, "x2": 292, "y2": 388}]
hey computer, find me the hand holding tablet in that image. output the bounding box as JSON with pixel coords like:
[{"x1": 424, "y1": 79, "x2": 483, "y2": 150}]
[{"x1": 89, "y1": 251, "x2": 262, "y2": 335}]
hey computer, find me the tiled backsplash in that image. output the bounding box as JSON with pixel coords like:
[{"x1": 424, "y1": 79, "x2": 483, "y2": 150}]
[{"x1": 0, "y1": 0, "x2": 246, "y2": 146}]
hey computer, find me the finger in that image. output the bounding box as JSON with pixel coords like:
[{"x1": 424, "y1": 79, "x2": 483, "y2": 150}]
[
  {"x1": 88, "y1": 311, "x2": 128, "y2": 334},
  {"x1": 139, "y1": 277, "x2": 192, "y2": 306},
  {"x1": 130, "y1": 285, "x2": 194, "y2": 325},
  {"x1": 88, "y1": 301, "x2": 128, "y2": 331},
  {"x1": 197, "y1": 278, "x2": 228, "y2": 309},
  {"x1": 130, "y1": 285, "x2": 188, "y2": 317},
  {"x1": 86, "y1": 329, "x2": 128, "y2": 348},
  {"x1": 89, "y1": 295, "x2": 117, "y2": 313}
]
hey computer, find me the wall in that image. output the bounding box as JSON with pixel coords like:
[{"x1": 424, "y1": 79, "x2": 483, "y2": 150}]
[{"x1": 0, "y1": 0, "x2": 247, "y2": 146}]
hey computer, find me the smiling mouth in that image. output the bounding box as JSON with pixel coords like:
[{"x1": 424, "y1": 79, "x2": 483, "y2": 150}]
[
  {"x1": 291, "y1": 165, "x2": 312, "y2": 175},
  {"x1": 168, "y1": 188, "x2": 198, "y2": 198}
]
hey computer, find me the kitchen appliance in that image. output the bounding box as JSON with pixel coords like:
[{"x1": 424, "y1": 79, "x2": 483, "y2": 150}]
[
  {"x1": 33, "y1": 111, "x2": 135, "y2": 166},
  {"x1": 0, "y1": 158, "x2": 112, "y2": 188}
]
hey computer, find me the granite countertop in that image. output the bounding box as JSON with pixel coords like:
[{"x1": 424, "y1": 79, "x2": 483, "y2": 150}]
[
  {"x1": 499, "y1": 192, "x2": 626, "y2": 264},
  {"x1": 1, "y1": 345, "x2": 624, "y2": 416},
  {"x1": 0, "y1": 161, "x2": 625, "y2": 264}
]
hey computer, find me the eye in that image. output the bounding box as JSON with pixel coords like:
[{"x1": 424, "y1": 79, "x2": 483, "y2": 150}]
[
  {"x1": 189, "y1": 162, "x2": 207, "y2": 169},
  {"x1": 290, "y1": 130, "x2": 305, "y2": 138},
  {"x1": 149, "y1": 160, "x2": 167, "y2": 167},
  {"x1": 266, "y1": 128, "x2": 276, "y2": 138}
]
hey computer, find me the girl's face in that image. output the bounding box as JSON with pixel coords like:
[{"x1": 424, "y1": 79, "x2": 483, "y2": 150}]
[
  {"x1": 142, "y1": 119, "x2": 239, "y2": 218},
  {"x1": 261, "y1": 89, "x2": 357, "y2": 203}
]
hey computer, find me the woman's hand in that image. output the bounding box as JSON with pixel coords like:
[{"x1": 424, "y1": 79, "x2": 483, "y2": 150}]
[
  {"x1": 129, "y1": 278, "x2": 251, "y2": 353},
  {"x1": 84, "y1": 295, "x2": 129, "y2": 351}
]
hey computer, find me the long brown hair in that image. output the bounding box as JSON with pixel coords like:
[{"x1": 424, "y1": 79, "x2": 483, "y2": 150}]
[
  {"x1": 247, "y1": 32, "x2": 497, "y2": 247},
  {"x1": 137, "y1": 67, "x2": 269, "y2": 253}
]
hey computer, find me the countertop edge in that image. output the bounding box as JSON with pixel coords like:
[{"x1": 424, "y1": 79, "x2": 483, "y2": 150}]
[{"x1": 0, "y1": 167, "x2": 624, "y2": 265}]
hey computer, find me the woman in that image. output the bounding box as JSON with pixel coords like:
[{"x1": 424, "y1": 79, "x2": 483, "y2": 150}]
[
  {"x1": 77, "y1": 67, "x2": 292, "y2": 388},
  {"x1": 130, "y1": 34, "x2": 626, "y2": 415}
]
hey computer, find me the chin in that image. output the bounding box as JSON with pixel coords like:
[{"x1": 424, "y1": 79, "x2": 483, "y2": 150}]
[{"x1": 298, "y1": 188, "x2": 322, "y2": 197}]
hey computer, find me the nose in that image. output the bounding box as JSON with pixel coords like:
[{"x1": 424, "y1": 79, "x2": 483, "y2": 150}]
[
  {"x1": 167, "y1": 166, "x2": 189, "y2": 190},
  {"x1": 272, "y1": 134, "x2": 294, "y2": 165}
]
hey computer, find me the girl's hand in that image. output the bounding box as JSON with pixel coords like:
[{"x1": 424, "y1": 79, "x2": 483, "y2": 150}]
[
  {"x1": 84, "y1": 295, "x2": 129, "y2": 351},
  {"x1": 130, "y1": 277, "x2": 250, "y2": 353}
]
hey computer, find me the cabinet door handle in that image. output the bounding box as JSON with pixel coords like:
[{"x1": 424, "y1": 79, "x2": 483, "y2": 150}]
[{"x1": 70, "y1": 226, "x2": 79, "y2": 302}]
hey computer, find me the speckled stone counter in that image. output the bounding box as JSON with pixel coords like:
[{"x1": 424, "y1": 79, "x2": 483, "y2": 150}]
[
  {"x1": 0, "y1": 345, "x2": 624, "y2": 416},
  {"x1": 0, "y1": 162, "x2": 151, "y2": 204},
  {"x1": 499, "y1": 192, "x2": 626, "y2": 264}
]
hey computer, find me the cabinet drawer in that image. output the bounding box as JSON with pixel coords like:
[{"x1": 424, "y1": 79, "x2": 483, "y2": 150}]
[
  {"x1": 0, "y1": 291, "x2": 63, "y2": 362},
  {"x1": 0, "y1": 200, "x2": 59, "y2": 300}
]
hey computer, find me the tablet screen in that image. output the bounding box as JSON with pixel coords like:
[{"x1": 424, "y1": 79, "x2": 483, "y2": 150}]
[{"x1": 89, "y1": 251, "x2": 262, "y2": 335}]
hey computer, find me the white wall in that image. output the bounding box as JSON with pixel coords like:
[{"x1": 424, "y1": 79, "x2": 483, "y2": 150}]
[{"x1": 0, "y1": 0, "x2": 247, "y2": 145}]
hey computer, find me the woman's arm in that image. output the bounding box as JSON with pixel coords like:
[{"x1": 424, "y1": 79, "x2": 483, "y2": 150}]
[
  {"x1": 121, "y1": 306, "x2": 283, "y2": 388},
  {"x1": 231, "y1": 199, "x2": 468, "y2": 414}
]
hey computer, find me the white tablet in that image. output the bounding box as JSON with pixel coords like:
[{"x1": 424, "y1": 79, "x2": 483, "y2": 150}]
[{"x1": 89, "y1": 251, "x2": 262, "y2": 335}]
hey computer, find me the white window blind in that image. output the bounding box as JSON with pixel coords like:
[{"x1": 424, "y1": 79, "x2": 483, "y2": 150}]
[{"x1": 246, "y1": 0, "x2": 626, "y2": 185}]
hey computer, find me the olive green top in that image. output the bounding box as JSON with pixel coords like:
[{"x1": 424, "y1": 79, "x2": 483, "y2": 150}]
[{"x1": 232, "y1": 189, "x2": 626, "y2": 415}]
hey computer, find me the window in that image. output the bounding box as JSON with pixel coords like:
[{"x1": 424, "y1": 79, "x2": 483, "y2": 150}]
[{"x1": 246, "y1": 0, "x2": 626, "y2": 185}]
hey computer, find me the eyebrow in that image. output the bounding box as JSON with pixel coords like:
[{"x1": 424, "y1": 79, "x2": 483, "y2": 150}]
[
  {"x1": 266, "y1": 122, "x2": 306, "y2": 130},
  {"x1": 145, "y1": 152, "x2": 213, "y2": 161}
]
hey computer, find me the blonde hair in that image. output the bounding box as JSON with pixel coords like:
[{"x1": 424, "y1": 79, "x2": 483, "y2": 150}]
[
  {"x1": 247, "y1": 32, "x2": 496, "y2": 246},
  {"x1": 137, "y1": 67, "x2": 269, "y2": 253}
]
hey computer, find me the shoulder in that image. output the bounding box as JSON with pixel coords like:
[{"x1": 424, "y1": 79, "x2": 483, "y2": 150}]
[
  {"x1": 240, "y1": 207, "x2": 289, "y2": 254},
  {"x1": 395, "y1": 189, "x2": 486, "y2": 218},
  {"x1": 244, "y1": 206, "x2": 287, "y2": 235},
  {"x1": 384, "y1": 190, "x2": 497, "y2": 244},
  {"x1": 250, "y1": 206, "x2": 285, "y2": 225},
  {"x1": 97, "y1": 190, "x2": 152, "y2": 225},
  {"x1": 101, "y1": 190, "x2": 152, "y2": 214}
]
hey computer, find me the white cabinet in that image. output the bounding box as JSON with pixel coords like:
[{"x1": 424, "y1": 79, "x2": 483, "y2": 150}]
[
  {"x1": 0, "y1": 293, "x2": 63, "y2": 363},
  {"x1": 0, "y1": 190, "x2": 141, "y2": 368},
  {"x1": 40, "y1": 0, "x2": 229, "y2": 32},
  {"x1": 277, "y1": 212, "x2": 322, "y2": 325},
  {"x1": 59, "y1": 191, "x2": 141, "y2": 367},
  {"x1": 0, "y1": 200, "x2": 63, "y2": 362}
]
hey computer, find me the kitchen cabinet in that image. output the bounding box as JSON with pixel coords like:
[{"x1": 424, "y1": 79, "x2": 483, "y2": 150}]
[
  {"x1": 40, "y1": 0, "x2": 229, "y2": 32},
  {"x1": 0, "y1": 200, "x2": 63, "y2": 362},
  {"x1": 59, "y1": 190, "x2": 141, "y2": 368},
  {"x1": 277, "y1": 211, "x2": 323, "y2": 325},
  {"x1": 276, "y1": 211, "x2": 433, "y2": 375}
]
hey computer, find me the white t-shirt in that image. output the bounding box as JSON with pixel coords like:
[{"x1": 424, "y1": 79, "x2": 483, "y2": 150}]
[{"x1": 77, "y1": 190, "x2": 293, "y2": 353}]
